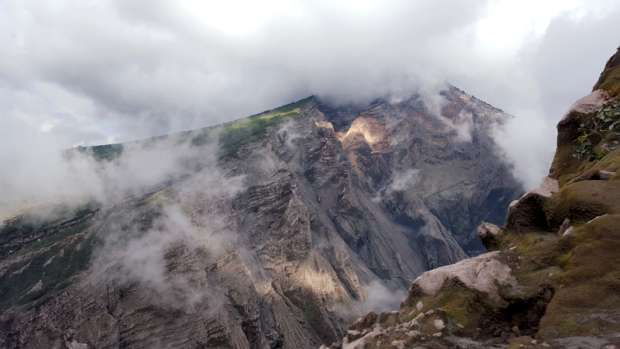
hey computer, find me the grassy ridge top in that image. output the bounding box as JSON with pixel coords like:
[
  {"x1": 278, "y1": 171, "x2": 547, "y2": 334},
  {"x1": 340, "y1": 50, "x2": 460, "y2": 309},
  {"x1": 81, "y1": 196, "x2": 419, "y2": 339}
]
[
  {"x1": 86, "y1": 96, "x2": 314, "y2": 160},
  {"x1": 192, "y1": 96, "x2": 313, "y2": 157},
  {"x1": 246, "y1": 95, "x2": 314, "y2": 119},
  {"x1": 593, "y1": 47, "x2": 620, "y2": 93}
]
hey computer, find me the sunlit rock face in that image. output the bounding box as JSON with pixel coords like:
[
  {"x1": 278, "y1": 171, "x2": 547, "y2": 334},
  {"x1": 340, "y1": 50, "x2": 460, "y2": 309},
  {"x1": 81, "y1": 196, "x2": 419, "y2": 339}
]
[
  {"x1": 318, "y1": 86, "x2": 523, "y2": 256},
  {"x1": 0, "y1": 87, "x2": 522, "y2": 348}
]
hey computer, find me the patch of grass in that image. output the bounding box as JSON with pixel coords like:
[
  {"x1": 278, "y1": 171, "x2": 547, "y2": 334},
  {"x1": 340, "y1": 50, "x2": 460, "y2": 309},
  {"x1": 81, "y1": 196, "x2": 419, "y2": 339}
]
[
  {"x1": 580, "y1": 146, "x2": 620, "y2": 173},
  {"x1": 0, "y1": 202, "x2": 99, "y2": 257},
  {"x1": 516, "y1": 266, "x2": 562, "y2": 289},
  {"x1": 552, "y1": 144, "x2": 584, "y2": 187},
  {"x1": 91, "y1": 144, "x2": 123, "y2": 160},
  {"x1": 500, "y1": 232, "x2": 561, "y2": 270},
  {"x1": 192, "y1": 96, "x2": 314, "y2": 157},
  {"x1": 14, "y1": 220, "x2": 92, "y2": 257},
  {"x1": 0, "y1": 224, "x2": 95, "y2": 311},
  {"x1": 249, "y1": 96, "x2": 314, "y2": 118},
  {"x1": 538, "y1": 215, "x2": 620, "y2": 339},
  {"x1": 557, "y1": 251, "x2": 572, "y2": 269},
  {"x1": 500, "y1": 231, "x2": 568, "y2": 288},
  {"x1": 416, "y1": 280, "x2": 479, "y2": 328},
  {"x1": 299, "y1": 300, "x2": 321, "y2": 328},
  {"x1": 137, "y1": 188, "x2": 175, "y2": 207},
  {"x1": 593, "y1": 62, "x2": 620, "y2": 93},
  {"x1": 77, "y1": 97, "x2": 314, "y2": 162},
  {"x1": 553, "y1": 107, "x2": 620, "y2": 187},
  {"x1": 554, "y1": 181, "x2": 620, "y2": 222},
  {"x1": 74, "y1": 143, "x2": 123, "y2": 160},
  {"x1": 218, "y1": 111, "x2": 298, "y2": 157},
  {"x1": 75, "y1": 97, "x2": 314, "y2": 161},
  {"x1": 539, "y1": 315, "x2": 597, "y2": 340}
]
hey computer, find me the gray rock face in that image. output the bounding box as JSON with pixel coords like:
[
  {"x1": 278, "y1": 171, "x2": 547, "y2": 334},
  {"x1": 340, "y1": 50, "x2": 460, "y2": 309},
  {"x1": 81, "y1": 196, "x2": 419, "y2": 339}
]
[
  {"x1": 0, "y1": 87, "x2": 522, "y2": 348},
  {"x1": 316, "y1": 87, "x2": 522, "y2": 256},
  {"x1": 477, "y1": 222, "x2": 501, "y2": 251}
]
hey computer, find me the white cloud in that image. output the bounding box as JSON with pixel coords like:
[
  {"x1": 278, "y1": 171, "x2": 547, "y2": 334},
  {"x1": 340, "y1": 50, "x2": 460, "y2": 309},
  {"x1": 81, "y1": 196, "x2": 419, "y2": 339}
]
[
  {"x1": 90, "y1": 166, "x2": 245, "y2": 309},
  {"x1": 179, "y1": 0, "x2": 303, "y2": 35},
  {"x1": 0, "y1": 0, "x2": 619, "y2": 194},
  {"x1": 474, "y1": 0, "x2": 598, "y2": 57},
  {"x1": 389, "y1": 170, "x2": 420, "y2": 192},
  {"x1": 491, "y1": 108, "x2": 557, "y2": 189}
]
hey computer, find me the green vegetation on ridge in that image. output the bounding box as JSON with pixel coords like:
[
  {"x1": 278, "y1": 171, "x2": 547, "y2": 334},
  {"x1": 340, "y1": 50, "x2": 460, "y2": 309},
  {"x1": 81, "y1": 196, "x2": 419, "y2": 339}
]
[
  {"x1": 0, "y1": 220, "x2": 95, "y2": 311},
  {"x1": 0, "y1": 190, "x2": 169, "y2": 313},
  {"x1": 192, "y1": 96, "x2": 313, "y2": 157},
  {"x1": 78, "y1": 96, "x2": 313, "y2": 160},
  {"x1": 91, "y1": 143, "x2": 123, "y2": 160},
  {"x1": 0, "y1": 202, "x2": 99, "y2": 256},
  {"x1": 593, "y1": 53, "x2": 620, "y2": 93}
]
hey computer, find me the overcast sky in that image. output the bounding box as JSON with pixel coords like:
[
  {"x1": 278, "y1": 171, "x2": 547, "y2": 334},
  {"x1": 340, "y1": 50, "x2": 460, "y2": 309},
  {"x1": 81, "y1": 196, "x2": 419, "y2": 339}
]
[{"x1": 1, "y1": 0, "x2": 620, "y2": 191}]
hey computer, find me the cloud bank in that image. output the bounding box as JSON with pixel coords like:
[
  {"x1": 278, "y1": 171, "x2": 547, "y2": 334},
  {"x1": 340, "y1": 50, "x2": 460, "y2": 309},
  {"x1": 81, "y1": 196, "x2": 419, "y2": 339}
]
[
  {"x1": 1, "y1": 0, "x2": 620, "y2": 196},
  {"x1": 90, "y1": 164, "x2": 246, "y2": 310},
  {"x1": 0, "y1": 129, "x2": 221, "y2": 220}
]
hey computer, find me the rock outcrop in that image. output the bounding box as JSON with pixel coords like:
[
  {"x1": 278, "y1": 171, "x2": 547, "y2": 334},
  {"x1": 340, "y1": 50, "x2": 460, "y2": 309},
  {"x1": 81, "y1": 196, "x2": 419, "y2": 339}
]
[
  {"x1": 324, "y1": 46, "x2": 620, "y2": 349},
  {"x1": 477, "y1": 222, "x2": 500, "y2": 251},
  {"x1": 0, "y1": 86, "x2": 522, "y2": 348},
  {"x1": 318, "y1": 88, "x2": 522, "y2": 256}
]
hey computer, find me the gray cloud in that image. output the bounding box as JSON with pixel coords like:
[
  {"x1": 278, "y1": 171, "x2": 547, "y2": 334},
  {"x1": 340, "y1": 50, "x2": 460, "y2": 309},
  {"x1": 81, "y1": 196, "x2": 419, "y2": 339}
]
[
  {"x1": 89, "y1": 164, "x2": 246, "y2": 310},
  {"x1": 334, "y1": 280, "x2": 408, "y2": 320},
  {"x1": 0, "y1": 0, "x2": 485, "y2": 145},
  {"x1": 0, "y1": 127, "x2": 221, "y2": 220},
  {"x1": 1, "y1": 0, "x2": 620, "y2": 194},
  {"x1": 483, "y1": 10, "x2": 620, "y2": 189}
]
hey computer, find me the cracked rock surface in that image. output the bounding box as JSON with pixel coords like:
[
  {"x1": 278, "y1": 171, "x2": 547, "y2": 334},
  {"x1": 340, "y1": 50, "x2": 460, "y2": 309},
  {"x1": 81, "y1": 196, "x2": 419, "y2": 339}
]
[{"x1": 0, "y1": 87, "x2": 522, "y2": 348}]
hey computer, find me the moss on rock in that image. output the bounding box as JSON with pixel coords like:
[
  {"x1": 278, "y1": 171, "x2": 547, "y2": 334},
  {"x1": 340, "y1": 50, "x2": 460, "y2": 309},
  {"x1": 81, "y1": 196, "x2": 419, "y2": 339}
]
[
  {"x1": 517, "y1": 215, "x2": 620, "y2": 339},
  {"x1": 552, "y1": 181, "x2": 620, "y2": 224},
  {"x1": 415, "y1": 279, "x2": 478, "y2": 328},
  {"x1": 593, "y1": 47, "x2": 620, "y2": 93}
]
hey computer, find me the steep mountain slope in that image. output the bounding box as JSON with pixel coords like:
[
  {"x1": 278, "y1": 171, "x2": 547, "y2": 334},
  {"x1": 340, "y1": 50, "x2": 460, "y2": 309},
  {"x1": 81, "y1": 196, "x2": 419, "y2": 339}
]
[
  {"x1": 0, "y1": 86, "x2": 521, "y2": 348},
  {"x1": 317, "y1": 89, "x2": 520, "y2": 256},
  {"x1": 323, "y1": 47, "x2": 620, "y2": 349}
]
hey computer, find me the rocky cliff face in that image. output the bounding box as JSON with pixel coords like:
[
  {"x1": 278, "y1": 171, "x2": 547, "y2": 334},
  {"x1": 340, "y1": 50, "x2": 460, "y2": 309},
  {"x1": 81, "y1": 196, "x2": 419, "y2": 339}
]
[
  {"x1": 317, "y1": 88, "x2": 521, "y2": 256},
  {"x1": 321, "y1": 47, "x2": 620, "y2": 349},
  {"x1": 0, "y1": 86, "x2": 521, "y2": 348}
]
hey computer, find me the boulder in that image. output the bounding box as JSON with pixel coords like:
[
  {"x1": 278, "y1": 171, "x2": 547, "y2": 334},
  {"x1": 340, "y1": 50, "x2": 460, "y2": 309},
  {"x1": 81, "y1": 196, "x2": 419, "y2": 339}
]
[
  {"x1": 349, "y1": 312, "x2": 378, "y2": 332},
  {"x1": 477, "y1": 222, "x2": 500, "y2": 251},
  {"x1": 408, "y1": 251, "x2": 517, "y2": 302},
  {"x1": 505, "y1": 192, "x2": 552, "y2": 233},
  {"x1": 558, "y1": 90, "x2": 606, "y2": 126},
  {"x1": 567, "y1": 169, "x2": 617, "y2": 185},
  {"x1": 531, "y1": 176, "x2": 560, "y2": 197},
  {"x1": 557, "y1": 218, "x2": 571, "y2": 236},
  {"x1": 504, "y1": 176, "x2": 560, "y2": 233},
  {"x1": 379, "y1": 311, "x2": 400, "y2": 327}
]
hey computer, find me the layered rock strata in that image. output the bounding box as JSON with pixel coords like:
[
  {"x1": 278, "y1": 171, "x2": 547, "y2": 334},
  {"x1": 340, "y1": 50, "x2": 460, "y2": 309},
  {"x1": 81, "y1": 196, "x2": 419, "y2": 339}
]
[{"x1": 0, "y1": 86, "x2": 522, "y2": 348}]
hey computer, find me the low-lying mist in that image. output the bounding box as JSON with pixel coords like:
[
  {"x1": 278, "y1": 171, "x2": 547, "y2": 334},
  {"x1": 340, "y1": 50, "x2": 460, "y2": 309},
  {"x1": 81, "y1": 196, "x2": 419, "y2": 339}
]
[
  {"x1": 0, "y1": 80, "x2": 528, "y2": 321},
  {"x1": 0, "y1": 127, "x2": 221, "y2": 221},
  {"x1": 334, "y1": 280, "x2": 408, "y2": 321},
  {"x1": 88, "y1": 161, "x2": 246, "y2": 311}
]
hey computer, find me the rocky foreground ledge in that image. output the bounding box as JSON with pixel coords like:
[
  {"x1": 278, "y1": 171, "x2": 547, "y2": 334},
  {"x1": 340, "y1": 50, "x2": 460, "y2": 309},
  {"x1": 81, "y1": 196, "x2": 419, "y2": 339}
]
[
  {"x1": 322, "y1": 47, "x2": 620, "y2": 349},
  {"x1": 322, "y1": 191, "x2": 620, "y2": 349}
]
